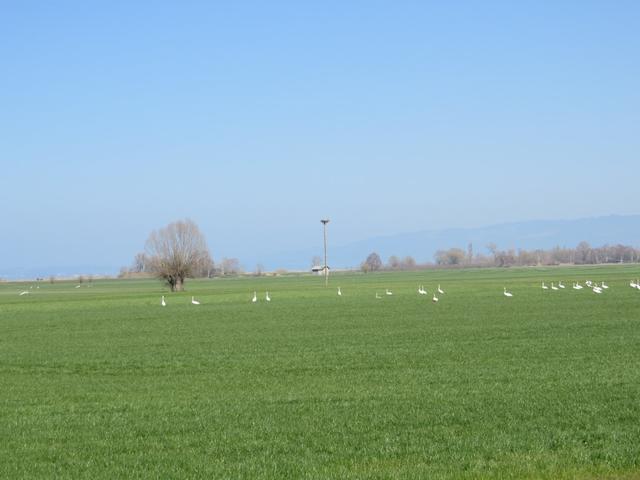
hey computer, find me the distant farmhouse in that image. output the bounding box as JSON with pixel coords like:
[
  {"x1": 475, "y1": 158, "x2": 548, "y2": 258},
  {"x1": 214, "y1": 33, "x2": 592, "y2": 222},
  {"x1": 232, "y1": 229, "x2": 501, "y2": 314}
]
[{"x1": 311, "y1": 265, "x2": 330, "y2": 275}]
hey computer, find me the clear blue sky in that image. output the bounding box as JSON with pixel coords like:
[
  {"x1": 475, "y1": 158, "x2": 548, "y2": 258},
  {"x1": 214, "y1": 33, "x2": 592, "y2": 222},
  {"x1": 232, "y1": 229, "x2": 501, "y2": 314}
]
[{"x1": 1, "y1": 1, "x2": 638, "y2": 273}]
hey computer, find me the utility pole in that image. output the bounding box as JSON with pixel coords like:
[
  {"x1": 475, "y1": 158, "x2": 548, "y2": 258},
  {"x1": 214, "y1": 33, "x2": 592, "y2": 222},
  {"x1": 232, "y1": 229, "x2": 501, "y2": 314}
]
[{"x1": 321, "y1": 219, "x2": 330, "y2": 287}]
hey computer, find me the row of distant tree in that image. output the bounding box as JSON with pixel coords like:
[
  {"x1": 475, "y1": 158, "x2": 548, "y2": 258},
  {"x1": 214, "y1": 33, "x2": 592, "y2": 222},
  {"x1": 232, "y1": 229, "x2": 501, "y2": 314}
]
[
  {"x1": 126, "y1": 251, "x2": 245, "y2": 279},
  {"x1": 359, "y1": 252, "x2": 417, "y2": 272},
  {"x1": 125, "y1": 219, "x2": 639, "y2": 291},
  {"x1": 361, "y1": 241, "x2": 640, "y2": 271},
  {"x1": 121, "y1": 219, "x2": 254, "y2": 291}
]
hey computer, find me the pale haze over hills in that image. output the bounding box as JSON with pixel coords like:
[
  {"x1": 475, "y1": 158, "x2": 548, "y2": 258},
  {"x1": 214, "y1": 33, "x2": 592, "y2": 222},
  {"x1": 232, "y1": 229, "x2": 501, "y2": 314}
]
[
  {"x1": 2, "y1": 214, "x2": 639, "y2": 279},
  {"x1": 248, "y1": 214, "x2": 640, "y2": 271}
]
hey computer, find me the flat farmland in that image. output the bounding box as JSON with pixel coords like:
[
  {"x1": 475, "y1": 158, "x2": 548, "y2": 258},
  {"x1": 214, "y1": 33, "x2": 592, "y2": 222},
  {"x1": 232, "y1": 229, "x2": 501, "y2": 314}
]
[{"x1": 1, "y1": 265, "x2": 639, "y2": 479}]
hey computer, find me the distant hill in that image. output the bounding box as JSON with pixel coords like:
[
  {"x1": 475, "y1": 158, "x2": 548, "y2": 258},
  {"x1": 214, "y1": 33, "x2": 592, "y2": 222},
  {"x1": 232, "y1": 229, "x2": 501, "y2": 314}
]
[{"x1": 266, "y1": 214, "x2": 640, "y2": 271}]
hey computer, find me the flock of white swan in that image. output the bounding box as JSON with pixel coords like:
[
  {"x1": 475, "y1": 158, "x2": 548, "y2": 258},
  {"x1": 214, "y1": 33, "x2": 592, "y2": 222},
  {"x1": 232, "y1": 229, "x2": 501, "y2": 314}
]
[
  {"x1": 539, "y1": 280, "x2": 611, "y2": 293},
  {"x1": 161, "y1": 278, "x2": 640, "y2": 305},
  {"x1": 14, "y1": 278, "x2": 640, "y2": 306}
]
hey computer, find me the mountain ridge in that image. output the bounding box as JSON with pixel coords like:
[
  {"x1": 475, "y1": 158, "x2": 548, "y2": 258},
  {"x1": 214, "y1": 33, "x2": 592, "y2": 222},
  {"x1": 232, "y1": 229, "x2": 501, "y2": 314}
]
[
  {"x1": 3, "y1": 214, "x2": 639, "y2": 279},
  {"x1": 265, "y1": 214, "x2": 640, "y2": 270}
]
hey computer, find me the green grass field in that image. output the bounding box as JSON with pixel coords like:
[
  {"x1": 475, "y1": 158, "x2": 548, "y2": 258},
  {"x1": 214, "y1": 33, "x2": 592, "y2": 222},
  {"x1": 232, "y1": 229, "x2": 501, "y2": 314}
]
[{"x1": 1, "y1": 265, "x2": 640, "y2": 479}]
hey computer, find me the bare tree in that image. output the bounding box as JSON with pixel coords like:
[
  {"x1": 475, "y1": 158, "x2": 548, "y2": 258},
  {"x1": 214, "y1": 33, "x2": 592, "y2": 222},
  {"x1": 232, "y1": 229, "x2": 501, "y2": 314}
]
[
  {"x1": 311, "y1": 255, "x2": 322, "y2": 268},
  {"x1": 220, "y1": 257, "x2": 242, "y2": 276},
  {"x1": 494, "y1": 248, "x2": 516, "y2": 267},
  {"x1": 194, "y1": 250, "x2": 215, "y2": 278},
  {"x1": 575, "y1": 241, "x2": 591, "y2": 264},
  {"x1": 486, "y1": 242, "x2": 498, "y2": 261},
  {"x1": 131, "y1": 252, "x2": 148, "y2": 273},
  {"x1": 145, "y1": 219, "x2": 211, "y2": 291},
  {"x1": 517, "y1": 249, "x2": 537, "y2": 266},
  {"x1": 361, "y1": 252, "x2": 382, "y2": 273},
  {"x1": 387, "y1": 255, "x2": 401, "y2": 270},
  {"x1": 435, "y1": 248, "x2": 466, "y2": 265},
  {"x1": 402, "y1": 256, "x2": 416, "y2": 270},
  {"x1": 255, "y1": 263, "x2": 264, "y2": 276}
]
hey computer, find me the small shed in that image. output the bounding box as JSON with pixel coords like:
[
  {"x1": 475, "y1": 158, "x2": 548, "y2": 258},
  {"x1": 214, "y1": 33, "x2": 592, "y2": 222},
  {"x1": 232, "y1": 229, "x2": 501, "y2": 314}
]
[{"x1": 311, "y1": 265, "x2": 330, "y2": 275}]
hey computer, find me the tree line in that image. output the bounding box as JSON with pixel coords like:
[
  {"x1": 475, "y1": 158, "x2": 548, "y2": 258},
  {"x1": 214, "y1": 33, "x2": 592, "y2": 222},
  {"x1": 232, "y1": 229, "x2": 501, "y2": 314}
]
[
  {"x1": 126, "y1": 251, "x2": 243, "y2": 279},
  {"x1": 122, "y1": 219, "x2": 248, "y2": 291},
  {"x1": 360, "y1": 252, "x2": 418, "y2": 272},
  {"x1": 361, "y1": 241, "x2": 640, "y2": 272},
  {"x1": 128, "y1": 219, "x2": 639, "y2": 291}
]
